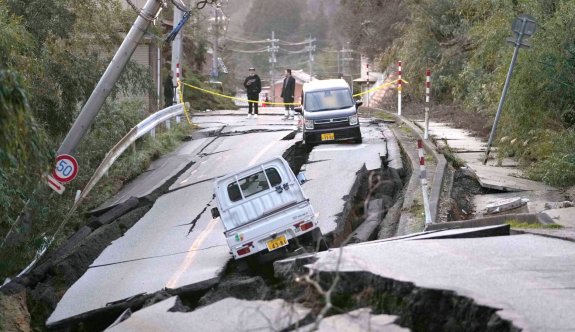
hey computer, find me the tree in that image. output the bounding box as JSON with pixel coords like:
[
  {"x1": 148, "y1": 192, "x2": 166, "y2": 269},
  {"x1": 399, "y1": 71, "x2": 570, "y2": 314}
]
[
  {"x1": 334, "y1": 0, "x2": 408, "y2": 60},
  {"x1": 4, "y1": 0, "x2": 152, "y2": 137},
  {"x1": 243, "y1": 0, "x2": 304, "y2": 38}
]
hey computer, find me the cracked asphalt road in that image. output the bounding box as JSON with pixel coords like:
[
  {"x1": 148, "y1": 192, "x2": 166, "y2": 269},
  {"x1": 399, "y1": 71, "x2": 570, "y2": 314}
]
[{"x1": 47, "y1": 112, "x2": 392, "y2": 327}]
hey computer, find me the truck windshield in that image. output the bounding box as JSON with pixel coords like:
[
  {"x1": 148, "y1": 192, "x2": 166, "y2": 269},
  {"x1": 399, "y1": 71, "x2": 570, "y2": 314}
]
[
  {"x1": 304, "y1": 88, "x2": 354, "y2": 112},
  {"x1": 227, "y1": 167, "x2": 282, "y2": 202}
]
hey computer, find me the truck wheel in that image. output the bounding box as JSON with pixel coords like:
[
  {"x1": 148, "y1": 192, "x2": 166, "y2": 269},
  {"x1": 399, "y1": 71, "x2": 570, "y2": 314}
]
[{"x1": 235, "y1": 259, "x2": 250, "y2": 273}]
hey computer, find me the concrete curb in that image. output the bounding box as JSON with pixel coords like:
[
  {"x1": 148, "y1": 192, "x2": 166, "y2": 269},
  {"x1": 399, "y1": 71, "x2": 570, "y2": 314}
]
[
  {"x1": 424, "y1": 212, "x2": 551, "y2": 231},
  {"x1": 369, "y1": 108, "x2": 448, "y2": 237},
  {"x1": 389, "y1": 125, "x2": 426, "y2": 235},
  {"x1": 382, "y1": 111, "x2": 448, "y2": 224}
]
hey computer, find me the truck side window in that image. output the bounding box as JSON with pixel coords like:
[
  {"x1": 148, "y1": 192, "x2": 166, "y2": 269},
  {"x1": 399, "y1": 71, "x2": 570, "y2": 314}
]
[
  {"x1": 266, "y1": 168, "x2": 282, "y2": 186},
  {"x1": 227, "y1": 183, "x2": 242, "y2": 202},
  {"x1": 227, "y1": 168, "x2": 283, "y2": 202}
]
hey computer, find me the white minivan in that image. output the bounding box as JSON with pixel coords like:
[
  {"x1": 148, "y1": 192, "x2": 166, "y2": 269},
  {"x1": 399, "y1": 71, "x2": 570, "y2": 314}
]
[{"x1": 211, "y1": 157, "x2": 324, "y2": 262}]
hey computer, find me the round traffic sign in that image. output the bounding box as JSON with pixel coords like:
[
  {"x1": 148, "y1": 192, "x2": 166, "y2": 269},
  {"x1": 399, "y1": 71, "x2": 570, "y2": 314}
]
[{"x1": 52, "y1": 154, "x2": 79, "y2": 183}]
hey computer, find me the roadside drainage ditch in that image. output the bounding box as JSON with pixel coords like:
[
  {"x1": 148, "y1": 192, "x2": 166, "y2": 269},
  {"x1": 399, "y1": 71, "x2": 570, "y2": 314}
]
[{"x1": 446, "y1": 166, "x2": 505, "y2": 222}]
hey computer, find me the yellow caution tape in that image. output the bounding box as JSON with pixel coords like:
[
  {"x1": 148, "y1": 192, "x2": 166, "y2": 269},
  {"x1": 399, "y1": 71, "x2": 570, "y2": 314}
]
[
  {"x1": 180, "y1": 81, "x2": 300, "y2": 106},
  {"x1": 177, "y1": 81, "x2": 193, "y2": 126},
  {"x1": 352, "y1": 79, "x2": 409, "y2": 97},
  {"x1": 179, "y1": 78, "x2": 410, "y2": 107}
]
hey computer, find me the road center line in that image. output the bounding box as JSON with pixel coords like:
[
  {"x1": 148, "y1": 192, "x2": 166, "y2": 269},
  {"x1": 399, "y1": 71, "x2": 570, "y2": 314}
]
[
  {"x1": 167, "y1": 139, "x2": 277, "y2": 288},
  {"x1": 249, "y1": 140, "x2": 277, "y2": 166},
  {"x1": 166, "y1": 217, "x2": 220, "y2": 289}
]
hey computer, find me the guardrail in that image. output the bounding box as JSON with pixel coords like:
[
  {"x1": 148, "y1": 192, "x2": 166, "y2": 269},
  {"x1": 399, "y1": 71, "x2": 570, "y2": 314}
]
[
  {"x1": 6, "y1": 103, "x2": 188, "y2": 280},
  {"x1": 73, "y1": 103, "x2": 185, "y2": 209}
]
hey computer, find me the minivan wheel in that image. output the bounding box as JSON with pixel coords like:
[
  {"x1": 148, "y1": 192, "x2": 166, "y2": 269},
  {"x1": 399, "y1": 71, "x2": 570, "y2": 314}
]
[{"x1": 303, "y1": 133, "x2": 314, "y2": 147}]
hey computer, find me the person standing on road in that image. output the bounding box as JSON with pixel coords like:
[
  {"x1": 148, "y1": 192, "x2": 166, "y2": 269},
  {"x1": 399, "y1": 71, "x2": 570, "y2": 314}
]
[
  {"x1": 244, "y1": 67, "x2": 261, "y2": 119},
  {"x1": 164, "y1": 73, "x2": 175, "y2": 108},
  {"x1": 281, "y1": 69, "x2": 296, "y2": 120}
]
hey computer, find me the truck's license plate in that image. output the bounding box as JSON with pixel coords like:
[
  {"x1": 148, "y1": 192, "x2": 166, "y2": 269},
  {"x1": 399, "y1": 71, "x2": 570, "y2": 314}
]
[
  {"x1": 266, "y1": 235, "x2": 288, "y2": 251},
  {"x1": 321, "y1": 133, "x2": 335, "y2": 141}
]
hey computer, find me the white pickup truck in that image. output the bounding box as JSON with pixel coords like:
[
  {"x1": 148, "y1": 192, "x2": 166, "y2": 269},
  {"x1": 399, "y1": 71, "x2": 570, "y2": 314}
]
[{"x1": 211, "y1": 157, "x2": 324, "y2": 262}]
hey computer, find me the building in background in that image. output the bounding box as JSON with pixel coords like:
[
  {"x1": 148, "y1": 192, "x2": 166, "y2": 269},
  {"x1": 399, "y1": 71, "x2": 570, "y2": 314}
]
[{"x1": 270, "y1": 70, "x2": 314, "y2": 104}]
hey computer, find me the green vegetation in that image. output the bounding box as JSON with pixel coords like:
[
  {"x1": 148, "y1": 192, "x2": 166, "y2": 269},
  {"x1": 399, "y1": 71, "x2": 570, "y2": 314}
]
[
  {"x1": 408, "y1": 199, "x2": 425, "y2": 221},
  {"x1": 338, "y1": 0, "x2": 575, "y2": 187},
  {"x1": 182, "y1": 73, "x2": 238, "y2": 111},
  {"x1": 438, "y1": 140, "x2": 466, "y2": 168},
  {"x1": 506, "y1": 220, "x2": 563, "y2": 229},
  {"x1": 397, "y1": 0, "x2": 575, "y2": 186},
  {"x1": 0, "y1": 0, "x2": 196, "y2": 279}
]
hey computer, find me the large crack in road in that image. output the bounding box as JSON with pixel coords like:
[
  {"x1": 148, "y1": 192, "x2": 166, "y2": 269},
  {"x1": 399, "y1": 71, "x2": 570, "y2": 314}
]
[
  {"x1": 13, "y1": 119, "x2": 417, "y2": 331},
  {"x1": 27, "y1": 127, "x2": 304, "y2": 330},
  {"x1": 98, "y1": 121, "x2": 406, "y2": 330}
]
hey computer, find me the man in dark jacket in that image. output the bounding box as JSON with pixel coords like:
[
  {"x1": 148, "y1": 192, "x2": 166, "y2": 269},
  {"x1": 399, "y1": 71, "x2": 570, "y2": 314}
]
[
  {"x1": 243, "y1": 67, "x2": 261, "y2": 118},
  {"x1": 164, "y1": 73, "x2": 175, "y2": 107},
  {"x1": 280, "y1": 68, "x2": 296, "y2": 120}
]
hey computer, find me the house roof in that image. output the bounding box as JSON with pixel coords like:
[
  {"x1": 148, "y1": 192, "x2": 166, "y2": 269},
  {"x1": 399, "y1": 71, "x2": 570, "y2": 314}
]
[{"x1": 273, "y1": 69, "x2": 315, "y2": 85}]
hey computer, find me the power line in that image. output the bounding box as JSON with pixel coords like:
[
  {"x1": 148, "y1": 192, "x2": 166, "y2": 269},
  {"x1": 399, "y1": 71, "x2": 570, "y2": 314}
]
[
  {"x1": 227, "y1": 47, "x2": 269, "y2": 53},
  {"x1": 280, "y1": 47, "x2": 309, "y2": 54},
  {"x1": 225, "y1": 34, "x2": 315, "y2": 48},
  {"x1": 225, "y1": 36, "x2": 270, "y2": 44},
  {"x1": 277, "y1": 39, "x2": 310, "y2": 46}
]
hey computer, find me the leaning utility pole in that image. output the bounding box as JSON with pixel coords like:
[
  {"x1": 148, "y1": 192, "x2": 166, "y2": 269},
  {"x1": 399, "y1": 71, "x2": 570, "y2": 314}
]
[
  {"x1": 58, "y1": 0, "x2": 163, "y2": 156},
  {"x1": 268, "y1": 31, "x2": 278, "y2": 102},
  {"x1": 171, "y1": 6, "x2": 184, "y2": 97},
  {"x1": 210, "y1": 3, "x2": 220, "y2": 82}
]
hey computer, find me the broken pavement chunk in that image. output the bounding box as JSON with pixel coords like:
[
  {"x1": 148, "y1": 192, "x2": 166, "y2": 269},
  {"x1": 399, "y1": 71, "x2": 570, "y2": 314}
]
[
  {"x1": 300, "y1": 308, "x2": 409, "y2": 332},
  {"x1": 106, "y1": 297, "x2": 310, "y2": 332},
  {"x1": 485, "y1": 197, "x2": 528, "y2": 214}
]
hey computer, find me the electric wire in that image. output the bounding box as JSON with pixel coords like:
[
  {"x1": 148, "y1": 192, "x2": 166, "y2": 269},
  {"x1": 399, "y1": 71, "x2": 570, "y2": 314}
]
[
  {"x1": 124, "y1": 0, "x2": 163, "y2": 21},
  {"x1": 226, "y1": 47, "x2": 269, "y2": 54}
]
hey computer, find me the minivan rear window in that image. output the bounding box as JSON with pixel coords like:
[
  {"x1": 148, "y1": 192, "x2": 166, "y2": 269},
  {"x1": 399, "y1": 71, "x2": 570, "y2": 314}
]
[
  {"x1": 227, "y1": 167, "x2": 282, "y2": 202},
  {"x1": 304, "y1": 88, "x2": 354, "y2": 112}
]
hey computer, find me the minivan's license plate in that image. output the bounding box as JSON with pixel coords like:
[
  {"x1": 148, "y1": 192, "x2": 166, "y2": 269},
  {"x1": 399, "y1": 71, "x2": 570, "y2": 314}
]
[
  {"x1": 267, "y1": 235, "x2": 288, "y2": 251},
  {"x1": 321, "y1": 133, "x2": 335, "y2": 141}
]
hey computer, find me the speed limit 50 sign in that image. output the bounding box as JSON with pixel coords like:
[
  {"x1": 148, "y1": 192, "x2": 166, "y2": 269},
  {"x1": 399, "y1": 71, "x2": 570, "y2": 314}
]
[{"x1": 52, "y1": 154, "x2": 79, "y2": 183}]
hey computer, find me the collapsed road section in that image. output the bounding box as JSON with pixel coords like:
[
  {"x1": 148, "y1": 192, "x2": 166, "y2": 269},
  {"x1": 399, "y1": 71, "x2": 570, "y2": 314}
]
[
  {"x1": 2, "y1": 113, "x2": 407, "y2": 331},
  {"x1": 97, "y1": 119, "x2": 409, "y2": 331},
  {"x1": 44, "y1": 127, "x2": 301, "y2": 329},
  {"x1": 271, "y1": 224, "x2": 575, "y2": 332}
]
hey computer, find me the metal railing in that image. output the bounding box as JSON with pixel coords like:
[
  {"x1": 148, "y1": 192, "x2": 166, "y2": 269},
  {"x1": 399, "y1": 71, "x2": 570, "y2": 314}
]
[
  {"x1": 5, "y1": 104, "x2": 187, "y2": 280},
  {"x1": 73, "y1": 103, "x2": 185, "y2": 209}
]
